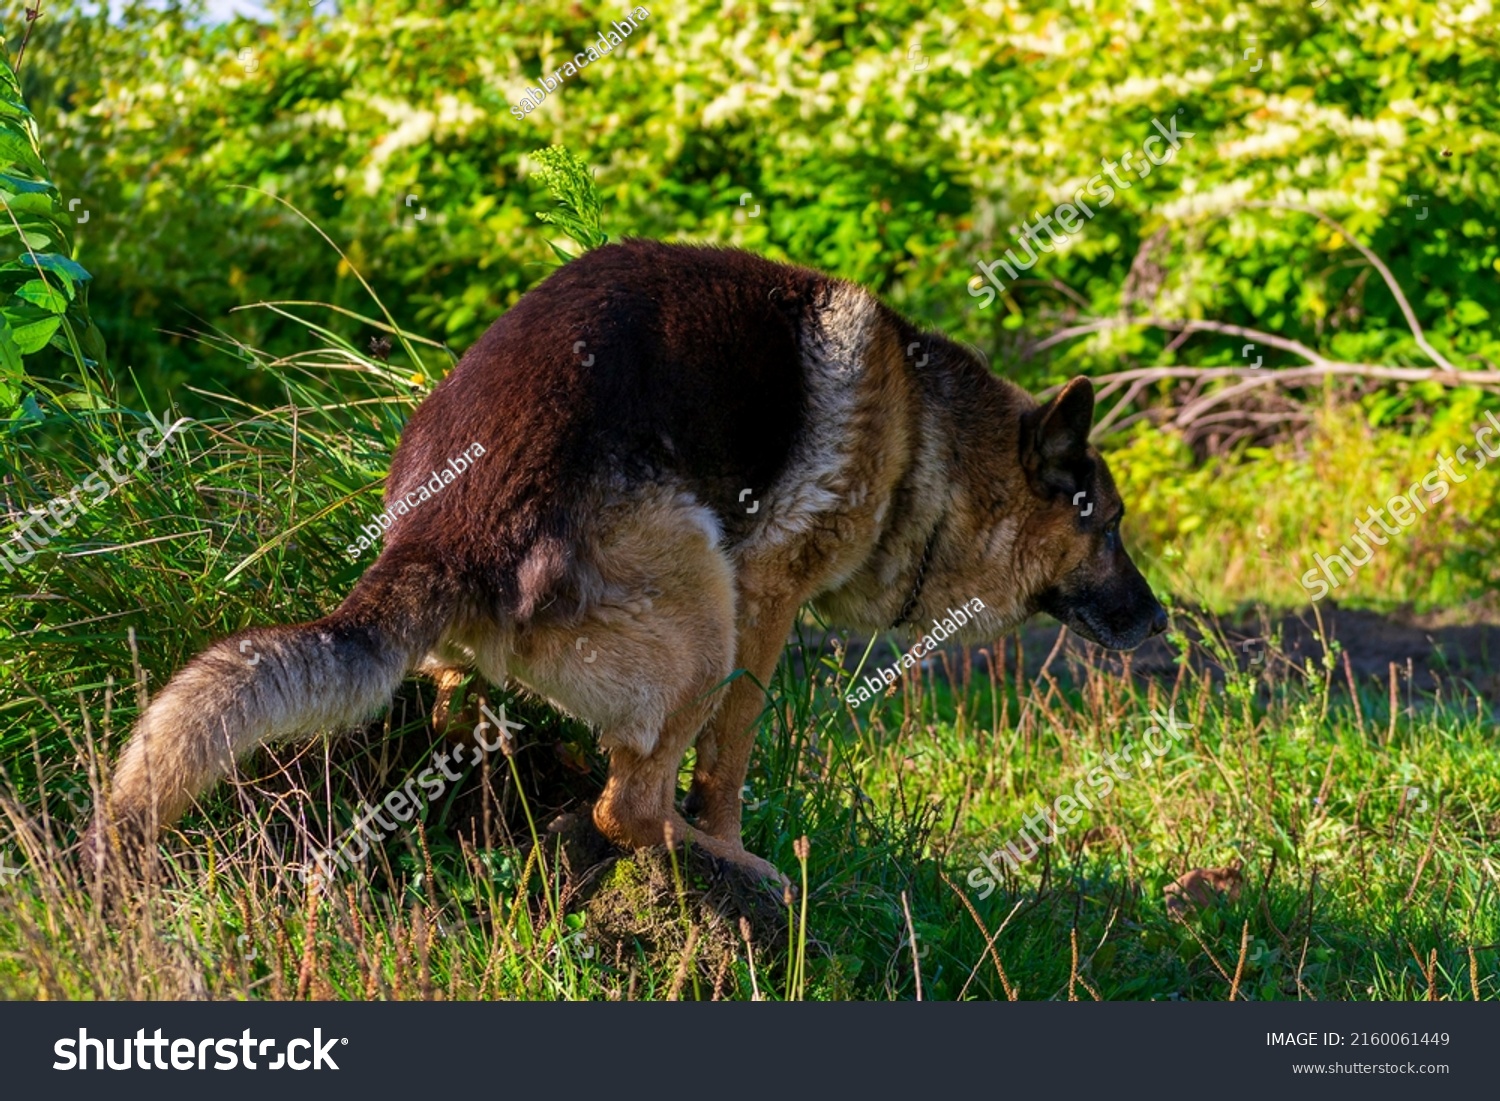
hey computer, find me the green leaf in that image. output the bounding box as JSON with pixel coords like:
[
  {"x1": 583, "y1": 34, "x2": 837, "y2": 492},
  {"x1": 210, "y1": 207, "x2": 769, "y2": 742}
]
[
  {"x1": 11, "y1": 278, "x2": 66, "y2": 313},
  {"x1": 9, "y1": 314, "x2": 59, "y2": 353},
  {"x1": 76, "y1": 317, "x2": 108, "y2": 369},
  {"x1": 0, "y1": 53, "x2": 25, "y2": 105},
  {"x1": 0, "y1": 171, "x2": 53, "y2": 196},
  {"x1": 17, "y1": 391, "x2": 43, "y2": 423},
  {"x1": 0, "y1": 188, "x2": 55, "y2": 216},
  {"x1": 0, "y1": 95, "x2": 29, "y2": 126},
  {"x1": 52, "y1": 389, "x2": 109, "y2": 409},
  {"x1": 1453, "y1": 300, "x2": 1490, "y2": 325},
  {"x1": 27, "y1": 252, "x2": 89, "y2": 281},
  {"x1": 0, "y1": 314, "x2": 23, "y2": 378},
  {"x1": 0, "y1": 222, "x2": 53, "y2": 249},
  {"x1": 5, "y1": 252, "x2": 90, "y2": 294},
  {"x1": 0, "y1": 126, "x2": 45, "y2": 177}
]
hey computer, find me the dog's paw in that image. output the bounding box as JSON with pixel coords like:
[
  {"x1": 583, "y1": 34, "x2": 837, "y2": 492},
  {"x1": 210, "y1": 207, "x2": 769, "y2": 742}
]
[{"x1": 707, "y1": 845, "x2": 791, "y2": 897}]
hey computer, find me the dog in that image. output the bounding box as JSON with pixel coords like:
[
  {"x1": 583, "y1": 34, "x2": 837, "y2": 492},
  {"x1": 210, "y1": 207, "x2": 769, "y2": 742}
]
[{"x1": 86, "y1": 239, "x2": 1166, "y2": 884}]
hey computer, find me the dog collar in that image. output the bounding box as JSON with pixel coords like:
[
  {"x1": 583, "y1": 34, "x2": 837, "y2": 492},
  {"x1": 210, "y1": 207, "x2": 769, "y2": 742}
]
[{"x1": 891, "y1": 516, "x2": 943, "y2": 629}]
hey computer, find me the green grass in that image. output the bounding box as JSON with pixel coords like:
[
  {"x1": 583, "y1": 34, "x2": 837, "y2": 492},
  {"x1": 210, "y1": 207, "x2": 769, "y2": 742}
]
[
  {"x1": 0, "y1": 295, "x2": 1496, "y2": 1001},
  {"x1": 1, "y1": 426, "x2": 1497, "y2": 999}
]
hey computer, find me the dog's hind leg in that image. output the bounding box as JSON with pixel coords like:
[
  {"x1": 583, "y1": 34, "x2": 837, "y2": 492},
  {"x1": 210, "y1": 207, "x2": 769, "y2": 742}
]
[{"x1": 506, "y1": 494, "x2": 786, "y2": 885}]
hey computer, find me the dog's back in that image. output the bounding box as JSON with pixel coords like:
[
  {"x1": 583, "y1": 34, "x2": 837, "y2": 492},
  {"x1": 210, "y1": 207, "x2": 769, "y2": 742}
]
[{"x1": 385, "y1": 239, "x2": 839, "y2": 617}]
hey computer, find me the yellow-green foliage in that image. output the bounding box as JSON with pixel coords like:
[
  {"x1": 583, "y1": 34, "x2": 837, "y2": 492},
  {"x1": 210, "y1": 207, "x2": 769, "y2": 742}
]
[{"x1": 1111, "y1": 389, "x2": 1500, "y2": 611}]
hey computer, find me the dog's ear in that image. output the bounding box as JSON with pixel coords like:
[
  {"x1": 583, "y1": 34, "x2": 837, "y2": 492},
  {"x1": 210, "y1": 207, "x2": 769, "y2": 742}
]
[{"x1": 1021, "y1": 376, "x2": 1094, "y2": 495}]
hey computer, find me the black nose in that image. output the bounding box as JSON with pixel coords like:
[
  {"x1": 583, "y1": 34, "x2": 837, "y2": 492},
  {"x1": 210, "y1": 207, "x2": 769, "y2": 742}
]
[{"x1": 1148, "y1": 605, "x2": 1169, "y2": 636}]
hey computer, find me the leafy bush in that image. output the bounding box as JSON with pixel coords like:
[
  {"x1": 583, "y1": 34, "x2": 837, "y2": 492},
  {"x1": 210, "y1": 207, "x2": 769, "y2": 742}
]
[
  {"x1": 19, "y1": 0, "x2": 1498, "y2": 407},
  {"x1": 0, "y1": 32, "x2": 102, "y2": 412},
  {"x1": 1113, "y1": 392, "x2": 1500, "y2": 612}
]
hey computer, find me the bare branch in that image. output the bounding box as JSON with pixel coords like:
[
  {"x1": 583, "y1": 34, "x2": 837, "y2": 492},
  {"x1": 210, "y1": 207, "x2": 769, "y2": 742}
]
[
  {"x1": 1093, "y1": 376, "x2": 1155, "y2": 436},
  {"x1": 1027, "y1": 203, "x2": 1460, "y2": 377},
  {"x1": 1241, "y1": 202, "x2": 1459, "y2": 373},
  {"x1": 1029, "y1": 315, "x2": 1331, "y2": 364},
  {"x1": 1051, "y1": 361, "x2": 1500, "y2": 396},
  {"x1": 1058, "y1": 359, "x2": 1500, "y2": 441},
  {"x1": 1021, "y1": 204, "x2": 1481, "y2": 454}
]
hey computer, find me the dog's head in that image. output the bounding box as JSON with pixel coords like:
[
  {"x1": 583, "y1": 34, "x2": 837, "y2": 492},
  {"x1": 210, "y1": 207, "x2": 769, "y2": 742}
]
[{"x1": 1015, "y1": 377, "x2": 1167, "y2": 650}]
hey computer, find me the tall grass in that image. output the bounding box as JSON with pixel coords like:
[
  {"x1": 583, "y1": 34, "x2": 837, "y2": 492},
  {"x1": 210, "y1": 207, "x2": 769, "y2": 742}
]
[{"x1": 2, "y1": 579, "x2": 1497, "y2": 999}]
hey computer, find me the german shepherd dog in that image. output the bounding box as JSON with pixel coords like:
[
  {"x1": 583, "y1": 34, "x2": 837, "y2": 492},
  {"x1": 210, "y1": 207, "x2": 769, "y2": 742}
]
[{"x1": 88, "y1": 240, "x2": 1166, "y2": 884}]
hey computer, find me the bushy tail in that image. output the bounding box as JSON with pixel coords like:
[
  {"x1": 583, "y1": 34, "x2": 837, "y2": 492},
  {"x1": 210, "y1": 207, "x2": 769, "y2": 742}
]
[{"x1": 89, "y1": 548, "x2": 454, "y2": 855}]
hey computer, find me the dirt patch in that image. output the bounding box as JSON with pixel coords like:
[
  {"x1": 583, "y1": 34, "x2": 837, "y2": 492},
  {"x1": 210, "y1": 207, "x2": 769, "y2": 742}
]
[
  {"x1": 805, "y1": 604, "x2": 1500, "y2": 701},
  {"x1": 540, "y1": 812, "x2": 789, "y2": 999}
]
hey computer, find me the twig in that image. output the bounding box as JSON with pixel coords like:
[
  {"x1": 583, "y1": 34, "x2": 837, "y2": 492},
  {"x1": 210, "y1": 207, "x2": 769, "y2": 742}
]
[
  {"x1": 1404, "y1": 799, "x2": 1444, "y2": 904},
  {"x1": 737, "y1": 916, "x2": 762, "y2": 1001},
  {"x1": 1294, "y1": 870, "x2": 1320, "y2": 1000},
  {"x1": 1035, "y1": 329, "x2": 1500, "y2": 391},
  {"x1": 952, "y1": 889, "x2": 1024, "y2": 1001},
  {"x1": 1388, "y1": 662, "x2": 1400, "y2": 747},
  {"x1": 1093, "y1": 376, "x2": 1155, "y2": 436},
  {"x1": 1172, "y1": 911, "x2": 1234, "y2": 985},
  {"x1": 1059, "y1": 358, "x2": 1500, "y2": 434},
  {"x1": 1026, "y1": 203, "x2": 1477, "y2": 440},
  {"x1": 1020, "y1": 205, "x2": 1488, "y2": 447},
  {"x1": 900, "y1": 890, "x2": 923, "y2": 1002},
  {"x1": 1342, "y1": 651, "x2": 1366, "y2": 739},
  {"x1": 1032, "y1": 314, "x2": 1326, "y2": 363},
  {"x1": 295, "y1": 873, "x2": 321, "y2": 1001},
  {"x1": 1034, "y1": 348, "x2": 1500, "y2": 438},
  {"x1": 1068, "y1": 926, "x2": 1079, "y2": 1001},
  {"x1": 14, "y1": 2, "x2": 45, "y2": 73},
  {"x1": 1033, "y1": 202, "x2": 1460, "y2": 377},
  {"x1": 1295, "y1": 933, "x2": 1314, "y2": 1001},
  {"x1": 1015, "y1": 626, "x2": 1068, "y2": 742},
  {"x1": 1407, "y1": 942, "x2": 1439, "y2": 1001},
  {"x1": 1229, "y1": 920, "x2": 1250, "y2": 1001},
  {"x1": 667, "y1": 924, "x2": 701, "y2": 1002},
  {"x1": 1243, "y1": 202, "x2": 1459, "y2": 373},
  {"x1": 1067, "y1": 926, "x2": 1101, "y2": 1001}
]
